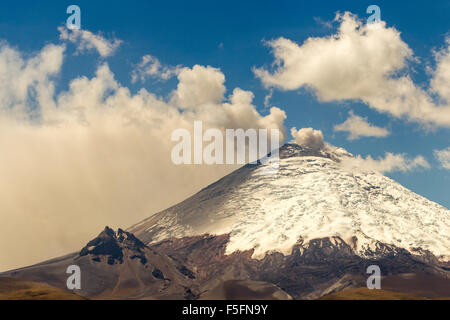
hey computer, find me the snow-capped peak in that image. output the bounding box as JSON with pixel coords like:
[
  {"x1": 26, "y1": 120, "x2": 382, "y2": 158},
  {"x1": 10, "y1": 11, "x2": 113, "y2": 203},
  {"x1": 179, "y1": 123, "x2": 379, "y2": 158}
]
[
  {"x1": 129, "y1": 144, "x2": 450, "y2": 262},
  {"x1": 279, "y1": 143, "x2": 353, "y2": 161}
]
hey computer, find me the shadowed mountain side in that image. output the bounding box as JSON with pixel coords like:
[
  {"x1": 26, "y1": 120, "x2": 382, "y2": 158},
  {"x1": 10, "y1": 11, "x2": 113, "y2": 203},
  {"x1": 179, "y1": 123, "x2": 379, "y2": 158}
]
[
  {"x1": 151, "y1": 234, "x2": 450, "y2": 300},
  {"x1": 1, "y1": 227, "x2": 199, "y2": 300},
  {"x1": 2, "y1": 230, "x2": 449, "y2": 300}
]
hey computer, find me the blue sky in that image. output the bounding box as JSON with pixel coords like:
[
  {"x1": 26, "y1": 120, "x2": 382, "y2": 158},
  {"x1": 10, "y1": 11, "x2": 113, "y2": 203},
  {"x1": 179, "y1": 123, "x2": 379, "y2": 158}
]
[{"x1": 0, "y1": 0, "x2": 449, "y2": 208}]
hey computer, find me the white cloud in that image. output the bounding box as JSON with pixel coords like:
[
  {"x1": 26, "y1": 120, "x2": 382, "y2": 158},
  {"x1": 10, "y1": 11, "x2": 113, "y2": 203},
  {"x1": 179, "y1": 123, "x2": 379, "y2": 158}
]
[
  {"x1": 341, "y1": 152, "x2": 430, "y2": 173},
  {"x1": 0, "y1": 22, "x2": 438, "y2": 272},
  {"x1": 289, "y1": 125, "x2": 426, "y2": 174},
  {"x1": 334, "y1": 111, "x2": 390, "y2": 140},
  {"x1": 264, "y1": 89, "x2": 273, "y2": 109},
  {"x1": 254, "y1": 12, "x2": 450, "y2": 128},
  {"x1": 434, "y1": 147, "x2": 450, "y2": 169},
  {"x1": 58, "y1": 26, "x2": 122, "y2": 57},
  {"x1": 0, "y1": 42, "x2": 65, "y2": 119},
  {"x1": 290, "y1": 127, "x2": 325, "y2": 150},
  {"x1": 430, "y1": 38, "x2": 450, "y2": 104},
  {"x1": 171, "y1": 65, "x2": 227, "y2": 109},
  {"x1": 131, "y1": 54, "x2": 180, "y2": 83},
  {"x1": 313, "y1": 16, "x2": 333, "y2": 29},
  {"x1": 0, "y1": 42, "x2": 286, "y2": 271},
  {"x1": 223, "y1": 88, "x2": 286, "y2": 134}
]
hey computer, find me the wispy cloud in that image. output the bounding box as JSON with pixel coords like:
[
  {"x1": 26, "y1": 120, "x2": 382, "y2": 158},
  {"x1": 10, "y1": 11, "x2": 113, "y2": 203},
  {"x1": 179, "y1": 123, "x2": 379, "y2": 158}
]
[
  {"x1": 434, "y1": 147, "x2": 450, "y2": 169},
  {"x1": 263, "y1": 88, "x2": 273, "y2": 109},
  {"x1": 334, "y1": 111, "x2": 390, "y2": 140},
  {"x1": 131, "y1": 54, "x2": 180, "y2": 83},
  {"x1": 58, "y1": 26, "x2": 122, "y2": 58},
  {"x1": 341, "y1": 152, "x2": 430, "y2": 173},
  {"x1": 313, "y1": 16, "x2": 333, "y2": 28}
]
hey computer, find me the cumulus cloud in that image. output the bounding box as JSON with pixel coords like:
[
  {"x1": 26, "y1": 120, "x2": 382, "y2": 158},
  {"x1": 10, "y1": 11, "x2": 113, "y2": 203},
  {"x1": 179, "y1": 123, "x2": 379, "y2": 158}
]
[
  {"x1": 341, "y1": 152, "x2": 430, "y2": 173},
  {"x1": 0, "y1": 41, "x2": 285, "y2": 272},
  {"x1": 434, "y1": 147, "x2": 450, "y2": 169},
  {"x1": 254, "y1": 12, "x2": 450, "y2": 127},
  {"x1": 0, "y1": 42, "x2": 65, "y2": 119},
  {"x1": 290, "y1": 127, "x2": 325, "y2": 150},
  {"x1": 334, "y1": 111, "x2": 390, "y2": 140},
  {"x1": 171, "y1": 65, "x2": 227, "y2": 109},
  {"x1": 131, "y1": 54, "x2": 180, "y2": 83},
  {"x1": 58, "y1": 26, "x2": 122, "y2": 57}
]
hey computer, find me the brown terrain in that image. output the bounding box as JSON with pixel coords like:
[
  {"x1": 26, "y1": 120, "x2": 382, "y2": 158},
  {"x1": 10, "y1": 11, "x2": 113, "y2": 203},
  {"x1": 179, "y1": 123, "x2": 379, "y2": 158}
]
[
  {"x1": 1, "y1": 227, "x2": 449, "y2": 300},
  {"x1": 320, "y1": 288, "x2": 432, "y2": 300},
  {"x1": 2, "y1": 145, "x2": 449, "y2": 300},
  {"x1": 0, "y1": 277, "x2": 85, "y2": 300},
  {"x1": 199, "y1": 280, "x2": 293, "y2": 300}
]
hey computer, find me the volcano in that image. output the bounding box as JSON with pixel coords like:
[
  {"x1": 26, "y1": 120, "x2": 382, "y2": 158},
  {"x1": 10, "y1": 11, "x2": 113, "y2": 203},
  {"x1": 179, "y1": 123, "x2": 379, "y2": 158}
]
[
  {"x1": 2, "y1": 144, "x2": 450, "y2": 299},
  {"x1": 129, "y1": 144, "x2": 450, "y2": 262}
]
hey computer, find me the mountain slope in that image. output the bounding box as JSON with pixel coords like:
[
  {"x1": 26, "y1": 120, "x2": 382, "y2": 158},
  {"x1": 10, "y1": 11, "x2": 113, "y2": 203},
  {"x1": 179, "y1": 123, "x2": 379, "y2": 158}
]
[
  {"x1": 129, "y1": 144, "x2": 450, "y2": 262},
  {"x1": 1, "y1": 227, "x2": 199, "y2": 299},
  {"x1": 319, "y1": 288, "x2": 444, "y2": 300},
  {"x1": 0, "y1": 277, "x2": 86, "y2": 300},
  {"x1": 151, "y1": 233, "x2": 449, "y2": 299},
  {"x1": 2, "y1": 144, "x2": 449, "y2": 300}
]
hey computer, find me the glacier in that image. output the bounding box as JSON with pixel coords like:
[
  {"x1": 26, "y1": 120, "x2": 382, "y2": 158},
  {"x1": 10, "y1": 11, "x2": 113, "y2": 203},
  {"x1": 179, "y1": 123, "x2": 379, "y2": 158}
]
[{"x1": 129, "y1": 144, "x2": 450, "y2": 262}]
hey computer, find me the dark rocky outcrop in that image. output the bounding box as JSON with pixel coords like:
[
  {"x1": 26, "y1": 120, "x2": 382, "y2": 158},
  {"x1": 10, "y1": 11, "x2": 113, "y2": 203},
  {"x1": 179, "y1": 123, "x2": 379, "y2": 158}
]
[
  {"x1": 2, "y1": 228, "x2": 449, "y2": 300},
  {"x1": 80, "y1": 227, "x2": 147, "y2": 265}
]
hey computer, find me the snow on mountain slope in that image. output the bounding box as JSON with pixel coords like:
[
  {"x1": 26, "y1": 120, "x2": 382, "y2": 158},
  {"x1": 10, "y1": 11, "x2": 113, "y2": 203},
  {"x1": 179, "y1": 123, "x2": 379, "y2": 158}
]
[{"x1": 129, "y1": 144, "x2": 450, "y2": 261}]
